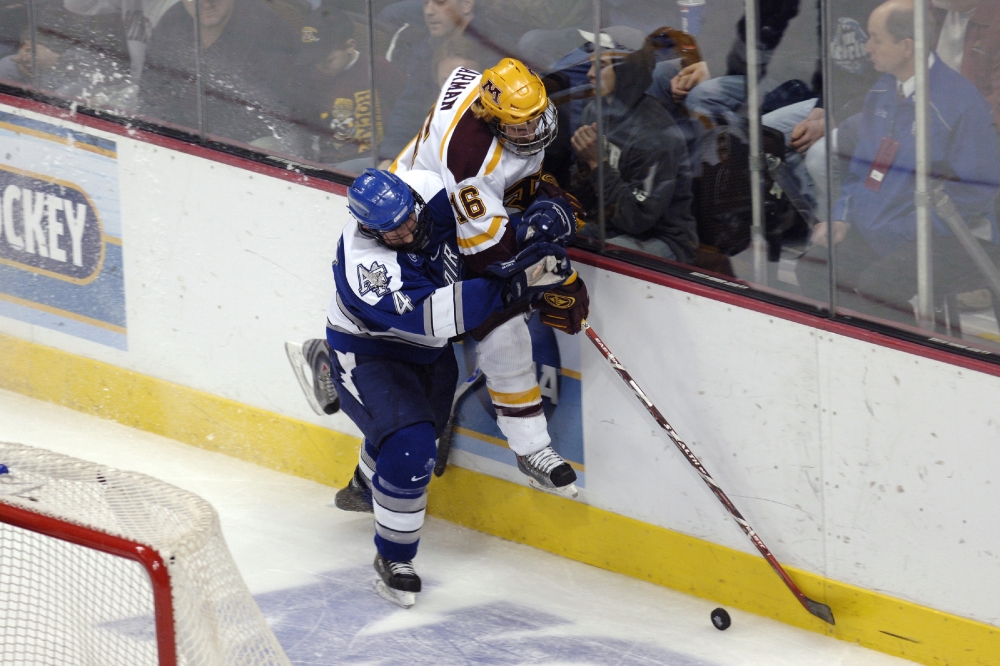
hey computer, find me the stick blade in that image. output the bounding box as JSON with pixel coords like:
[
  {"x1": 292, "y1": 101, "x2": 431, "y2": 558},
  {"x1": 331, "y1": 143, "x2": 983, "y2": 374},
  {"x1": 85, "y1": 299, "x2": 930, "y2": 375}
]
[{"x1": 804, "y1": 598, "x2": 836, "y2": 625}]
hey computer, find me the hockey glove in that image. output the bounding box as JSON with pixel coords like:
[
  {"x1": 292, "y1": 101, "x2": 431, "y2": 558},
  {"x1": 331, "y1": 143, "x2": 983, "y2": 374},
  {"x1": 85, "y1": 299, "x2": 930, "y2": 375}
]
[
  {"x1": 484, "y1": 242, "x2": 573, "y2": 308},
  {"x1": 539, "y1": 273, "x2": 590, "y2": 334},
  {"x1": 516, "y1": 197, "x2": 578, "y2": 248}
]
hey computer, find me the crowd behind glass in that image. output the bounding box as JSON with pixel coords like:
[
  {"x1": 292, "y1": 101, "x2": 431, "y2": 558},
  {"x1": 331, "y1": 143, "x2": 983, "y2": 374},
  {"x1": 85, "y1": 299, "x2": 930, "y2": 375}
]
[{"x1": 4, "y1": 0, "x2": 1000, "y2": 349}]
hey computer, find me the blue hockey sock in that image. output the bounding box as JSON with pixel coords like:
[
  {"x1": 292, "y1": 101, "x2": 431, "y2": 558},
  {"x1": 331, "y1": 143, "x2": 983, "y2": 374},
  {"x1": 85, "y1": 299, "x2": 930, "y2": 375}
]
[{"x1": 371, "y1": 422, "x2": 436, "y2": 562}]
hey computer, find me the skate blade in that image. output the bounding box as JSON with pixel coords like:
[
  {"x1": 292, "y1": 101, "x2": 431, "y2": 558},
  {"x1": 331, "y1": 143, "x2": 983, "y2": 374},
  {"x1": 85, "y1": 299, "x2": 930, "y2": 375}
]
[
  {"x1": 372, "y1": 578, "x2": 416, "y2": 609},
  {"x1": 527, "y1": 477, "x2": 579, "y2": 498},
  {"x1": 285, "y1": 341, "x2": 326, "y2": 416}
]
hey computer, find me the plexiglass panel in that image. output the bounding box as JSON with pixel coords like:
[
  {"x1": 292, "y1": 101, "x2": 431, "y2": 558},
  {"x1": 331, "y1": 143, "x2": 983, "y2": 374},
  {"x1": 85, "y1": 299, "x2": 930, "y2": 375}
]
[
  {"x1": 822, "y1": 0, "x2": 1000, "y2": 352},
  {"x1": 8, "y1": 0, "x2": 1000, "y2": 355},
  {"x1": 296, "y1": 0, "x2": 388, "y2": 173},
  {"x1": 8, "y1": 0, "x2": 134, "y2": 107},
  {"x1": 0, "y1": 0, "x2": 30, "y2": 89}
]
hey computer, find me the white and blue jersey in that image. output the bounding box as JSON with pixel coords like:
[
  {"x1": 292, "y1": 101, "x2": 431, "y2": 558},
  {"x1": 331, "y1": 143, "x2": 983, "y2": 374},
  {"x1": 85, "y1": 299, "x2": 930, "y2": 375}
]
[{"x1": 326, "y1": 170, "x2": 508, "y2": 363}]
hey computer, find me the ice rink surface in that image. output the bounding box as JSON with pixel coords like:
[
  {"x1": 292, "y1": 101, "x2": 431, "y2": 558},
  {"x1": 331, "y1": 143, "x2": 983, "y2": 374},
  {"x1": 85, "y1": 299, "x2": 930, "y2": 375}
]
[{"x1": 0, "y1": 389, "x2": 916, "y2": 665}]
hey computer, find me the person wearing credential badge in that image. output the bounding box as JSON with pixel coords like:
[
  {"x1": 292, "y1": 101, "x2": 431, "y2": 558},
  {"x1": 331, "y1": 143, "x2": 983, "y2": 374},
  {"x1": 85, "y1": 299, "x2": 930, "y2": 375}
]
[{"x1": 795, "y1": 0, "x2": 1000, "y2": 326}]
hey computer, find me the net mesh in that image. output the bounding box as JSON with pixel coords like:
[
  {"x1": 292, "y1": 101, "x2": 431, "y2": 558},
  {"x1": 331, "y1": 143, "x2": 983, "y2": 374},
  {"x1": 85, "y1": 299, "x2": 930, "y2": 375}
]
[{"x1": 0, "y1": 442, "x2": 291, "y2": 666}]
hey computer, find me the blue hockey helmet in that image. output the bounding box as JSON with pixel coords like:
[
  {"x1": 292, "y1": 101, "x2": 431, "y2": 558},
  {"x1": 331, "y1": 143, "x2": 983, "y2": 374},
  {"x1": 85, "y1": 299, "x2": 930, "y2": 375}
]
[{"x1": 347, "y1": 169, "x2": 429, "y2": 251}]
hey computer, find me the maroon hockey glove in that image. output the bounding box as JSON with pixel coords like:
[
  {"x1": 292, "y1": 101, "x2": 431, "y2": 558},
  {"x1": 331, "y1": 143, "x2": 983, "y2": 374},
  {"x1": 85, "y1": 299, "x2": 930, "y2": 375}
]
[{"x1": 538, "y1": 274, "x2": 589, "y2": 334}]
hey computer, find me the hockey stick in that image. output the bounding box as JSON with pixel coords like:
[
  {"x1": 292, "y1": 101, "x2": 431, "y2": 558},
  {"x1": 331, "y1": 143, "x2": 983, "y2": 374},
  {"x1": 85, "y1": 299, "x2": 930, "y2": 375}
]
[
  {"x1": 581, "y1": 320, "x2": 835, "y2": 625},
  {"x1": 434, "y1": 367, "x2": 485, "y2": 476}
]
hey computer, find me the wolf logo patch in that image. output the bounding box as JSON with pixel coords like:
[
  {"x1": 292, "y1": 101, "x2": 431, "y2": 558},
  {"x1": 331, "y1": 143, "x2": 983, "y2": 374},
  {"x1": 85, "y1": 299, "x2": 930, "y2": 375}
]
[{"x1": 358, "y1": 261, "x2": 391, "y2": 297}]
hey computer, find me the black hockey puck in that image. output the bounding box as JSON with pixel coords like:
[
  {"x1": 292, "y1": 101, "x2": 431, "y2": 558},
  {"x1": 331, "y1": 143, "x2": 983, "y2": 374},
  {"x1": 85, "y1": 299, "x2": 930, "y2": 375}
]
[{"x1": 711, "y1": 608, "x2": 731, "y2": 630}]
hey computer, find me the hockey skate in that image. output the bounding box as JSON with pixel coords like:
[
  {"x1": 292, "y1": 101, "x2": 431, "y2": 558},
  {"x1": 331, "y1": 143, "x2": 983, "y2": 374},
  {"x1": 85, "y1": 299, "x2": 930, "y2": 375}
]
[
  {"x1": 516, "y1": 445, "x2": 579, "y2": 498},
  {"x1": 372, "y1": 554, "x2": 421, "y2": 609},
  {"x1": 332, "y1": 466, "x2": 373, "y2": 513},
  {"x1": 285, "y1": 339, "x2": 340, "y2": 416}
]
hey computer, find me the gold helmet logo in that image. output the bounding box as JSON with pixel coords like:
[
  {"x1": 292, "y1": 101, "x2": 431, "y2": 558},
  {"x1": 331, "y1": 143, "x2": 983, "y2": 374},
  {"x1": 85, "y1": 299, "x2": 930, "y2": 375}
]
[
  {"x1": 482, "y1": 79, "x2": 502, "y2": 104},
  {"x1": 478, "y1": 59, "x2": 548, "y2": 125},
  {"x1": 543, "y1": 293, "x2": 575, "y2": 309}
]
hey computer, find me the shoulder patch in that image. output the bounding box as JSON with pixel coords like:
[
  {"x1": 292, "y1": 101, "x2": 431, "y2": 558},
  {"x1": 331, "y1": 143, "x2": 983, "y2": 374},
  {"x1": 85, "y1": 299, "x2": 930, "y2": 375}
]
[
  {"x1": 358, "y1": 261, "x2": 391, "y2": 297},
  {"x1": 447, "y1": 108, "x2": 496, "y2": 183}
]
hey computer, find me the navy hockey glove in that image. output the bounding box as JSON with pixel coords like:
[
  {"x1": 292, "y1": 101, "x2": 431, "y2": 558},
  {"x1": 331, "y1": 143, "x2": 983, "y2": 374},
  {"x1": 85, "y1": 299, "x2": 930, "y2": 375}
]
[
  {"x1": 484, "y1": 242, "x2": 573, "y2": 308},
  {"x1": 539, "y1": 273, "x2": 589, "y2": 334},
  {"x1": 516, "y1": 197, "x2": 578, "y2": 249}
]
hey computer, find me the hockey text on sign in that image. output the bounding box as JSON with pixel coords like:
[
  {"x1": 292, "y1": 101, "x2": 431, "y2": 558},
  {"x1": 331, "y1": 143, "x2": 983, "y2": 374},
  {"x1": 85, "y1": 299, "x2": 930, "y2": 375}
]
[{"x1": 0, "y1": 164, "x2": 104, "y2": 284}]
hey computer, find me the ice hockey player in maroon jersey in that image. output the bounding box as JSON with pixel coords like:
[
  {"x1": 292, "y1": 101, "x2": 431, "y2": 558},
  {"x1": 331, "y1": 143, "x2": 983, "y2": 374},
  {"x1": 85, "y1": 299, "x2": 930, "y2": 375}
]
[{"x1": 391, "y1": 58, "x2": 588, "y2": 495}]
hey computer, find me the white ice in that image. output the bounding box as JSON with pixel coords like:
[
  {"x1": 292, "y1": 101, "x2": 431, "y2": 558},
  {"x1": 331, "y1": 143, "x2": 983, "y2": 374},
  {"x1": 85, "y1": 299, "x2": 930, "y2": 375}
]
[{"x1": 0, "y1": 388, "x2": 915, "y2": 665}]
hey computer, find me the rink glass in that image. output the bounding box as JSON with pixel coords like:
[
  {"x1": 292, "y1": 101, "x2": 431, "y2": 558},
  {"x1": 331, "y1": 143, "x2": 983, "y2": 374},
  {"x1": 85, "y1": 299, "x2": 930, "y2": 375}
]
[{"x1": 5, "y1": 0, "x2": 1000, "y2": 355}]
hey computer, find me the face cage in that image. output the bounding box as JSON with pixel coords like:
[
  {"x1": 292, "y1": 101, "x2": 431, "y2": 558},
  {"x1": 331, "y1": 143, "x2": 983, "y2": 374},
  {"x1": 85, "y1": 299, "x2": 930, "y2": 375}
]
[
  {"x1": 495, "y1": 102, "x2": 558, "y2": 157},
  {"x1": 357, "y1": 187, "x2": 431, "y2": 253}
]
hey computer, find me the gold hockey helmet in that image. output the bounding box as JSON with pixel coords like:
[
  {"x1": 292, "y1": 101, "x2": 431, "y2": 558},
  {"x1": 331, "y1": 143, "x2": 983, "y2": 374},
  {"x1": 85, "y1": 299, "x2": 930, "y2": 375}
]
[{"x1": 478, "y1": 58, "x2": 557, "y2": 156}]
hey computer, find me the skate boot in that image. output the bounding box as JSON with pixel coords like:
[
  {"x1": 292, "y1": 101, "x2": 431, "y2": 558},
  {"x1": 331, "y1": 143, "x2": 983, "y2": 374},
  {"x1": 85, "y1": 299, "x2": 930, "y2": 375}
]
[
  {"x1": 516, "y1": 445, "x2": 579, "y2": 497},
  {"x1": 284, "y1": 339, "x2": 340, "y2": 416},
  {"x1": 373, "y1": 553, "x2": 421, "y2": 608},
  {"x1": 333, "y1": 466, "x2": 373, "y2": 513},
  {"x1": 303, "y1": 338, "x2": 340, "y2": 415}
]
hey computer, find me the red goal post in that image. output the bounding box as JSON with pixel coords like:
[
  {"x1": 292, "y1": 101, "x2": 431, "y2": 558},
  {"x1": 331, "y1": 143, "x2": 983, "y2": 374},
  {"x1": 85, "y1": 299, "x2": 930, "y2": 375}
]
[{"x1": 0, "y1": 442, "x2": 290, "y2": 666}]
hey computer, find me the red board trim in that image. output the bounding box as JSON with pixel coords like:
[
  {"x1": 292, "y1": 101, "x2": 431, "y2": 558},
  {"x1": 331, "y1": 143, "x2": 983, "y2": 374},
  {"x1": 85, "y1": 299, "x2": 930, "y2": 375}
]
[
  {"x1": 3, "y1": 91, "x2": 998, "y2": 378},
  {"x1": 0, "y1": 501, "x2": 178, "y2": 666},
  {"x1": 0, "y1": 91, "x2": 348, "y2": 196}
]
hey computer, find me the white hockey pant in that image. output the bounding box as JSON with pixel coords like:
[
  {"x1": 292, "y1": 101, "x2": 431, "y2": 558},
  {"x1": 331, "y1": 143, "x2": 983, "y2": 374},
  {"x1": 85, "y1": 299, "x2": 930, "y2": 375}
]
[{"x1": 477, "y1": 315, "x2": 550, "y2": 456}]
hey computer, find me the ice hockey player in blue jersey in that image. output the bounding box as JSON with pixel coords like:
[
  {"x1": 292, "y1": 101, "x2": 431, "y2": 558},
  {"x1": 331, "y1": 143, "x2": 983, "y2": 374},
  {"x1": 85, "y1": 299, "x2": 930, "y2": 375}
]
[{"x1": 324, "y1": 168, "x2": 574, "y2": 608}]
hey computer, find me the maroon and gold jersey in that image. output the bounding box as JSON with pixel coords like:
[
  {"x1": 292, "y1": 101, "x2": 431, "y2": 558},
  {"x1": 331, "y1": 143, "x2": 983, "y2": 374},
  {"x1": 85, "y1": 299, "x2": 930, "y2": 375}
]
[{"x1": 389, "y1": 66, "x2": 544, "y2": 271}]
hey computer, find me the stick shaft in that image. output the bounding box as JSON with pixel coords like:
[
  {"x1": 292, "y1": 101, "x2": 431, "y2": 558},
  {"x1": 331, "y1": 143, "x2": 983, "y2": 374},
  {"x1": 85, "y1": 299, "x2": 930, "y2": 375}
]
[{"x1": 581, "y1": 321, "x2": 834, "y2": 624}]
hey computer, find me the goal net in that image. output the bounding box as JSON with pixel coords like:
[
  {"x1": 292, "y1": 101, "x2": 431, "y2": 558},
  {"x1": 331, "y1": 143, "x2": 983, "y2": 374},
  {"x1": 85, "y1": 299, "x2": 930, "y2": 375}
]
[{"x1": 0, "y1": 442, "x2": 291, "y2": 666}]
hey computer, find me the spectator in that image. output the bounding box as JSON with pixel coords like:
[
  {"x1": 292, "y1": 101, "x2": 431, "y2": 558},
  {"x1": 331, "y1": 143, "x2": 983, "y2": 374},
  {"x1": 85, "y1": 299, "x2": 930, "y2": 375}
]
[
  {"x1": 659, "y1": 0, "x2": 886, "y2": 224},
  {"x1": 792, "y1": 0, "x2": 883, "y2": 218},
  {"x1": 570, "y1": 39, "x2": 698, "y2": 264},
  {"x1": 932, "y1": 0, "x2": 1000, "y2": 126},
  {"x1": 377, "y1": 0, "x2": 511, "y2": 164},
  {"x1": 64, "y1": 0, "x2": 180, "y2": 81},
  {"x1": 1, "y1": 0, "x2": 27, "y2": 59},
  {"x1": 0, "y1": 28, "x2": 66, "y2": 86},
  {"x1": 0, "y1": 9, "x2": 130, "y2": 103},
  {"x1": 799, "y1": 0, "x2": 1000, "y2": 219},
  {"x1": 658, "y1": 0, "x2": 821, "y2": 216},
  {"x1": 795, "y1": 0, "x2": 1000, "y2": 325},
  {"x1": 139, "y1": 0, "x2": 299, "y2": 149},
  {"x1": 491, "y1": 0, "x2": 590, "y2": 45},
  {"x1": 668, "y1": 0, "x2": 809, "y2": 135},
  {"x1": 497, "y1": 0, "x2": 592, "y2": 71},
  {"x1": 431, "y1": 32, "x2": 483, "y2": 87},
  {"x1": 291, "y1": 4, "x2": 403, "y2": 171}
]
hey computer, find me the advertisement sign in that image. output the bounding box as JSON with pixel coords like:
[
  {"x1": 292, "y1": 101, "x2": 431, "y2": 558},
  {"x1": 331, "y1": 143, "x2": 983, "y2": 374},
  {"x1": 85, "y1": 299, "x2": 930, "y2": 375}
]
[
  {"x1": 452, "y1": 313, "x2": 585, "y2": 488},
  {"x1": 0, "y1": 110, "x2": 125, "y2": 349}
]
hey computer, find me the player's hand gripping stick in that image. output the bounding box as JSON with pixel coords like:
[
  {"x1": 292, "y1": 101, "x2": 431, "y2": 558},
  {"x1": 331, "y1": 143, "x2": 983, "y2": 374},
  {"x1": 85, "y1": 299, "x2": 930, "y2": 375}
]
[
  {"x1": 538, "y1": 271, "x2": 589, "y2": 334},
  {"x1": 581, "y1": 320, "x2": 835, "y2": 625}
]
